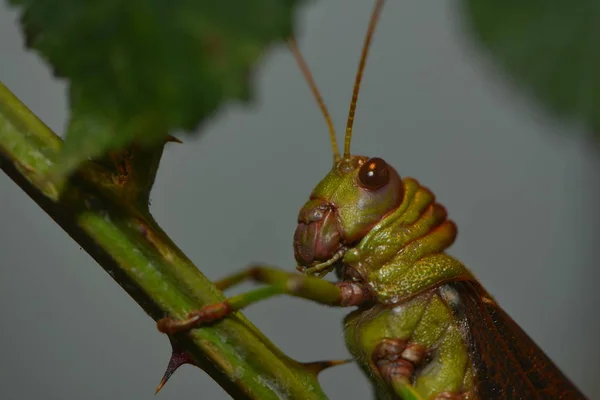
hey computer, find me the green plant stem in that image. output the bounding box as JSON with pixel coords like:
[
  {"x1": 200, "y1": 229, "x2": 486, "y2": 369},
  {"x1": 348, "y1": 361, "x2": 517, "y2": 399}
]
[{"x1": 0, "y1": 81, "x2": 328, "y2": 400}]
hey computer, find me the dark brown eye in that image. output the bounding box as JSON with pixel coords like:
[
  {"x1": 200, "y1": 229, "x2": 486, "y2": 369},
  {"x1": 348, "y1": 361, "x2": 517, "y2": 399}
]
[{"x1": 358, "y1": 157, "x2": 389, "y2": 190}]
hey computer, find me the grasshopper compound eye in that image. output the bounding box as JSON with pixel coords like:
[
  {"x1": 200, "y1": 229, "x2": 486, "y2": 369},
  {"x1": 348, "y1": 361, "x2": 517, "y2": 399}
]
[{"x1": 358, "y1": 157, "x2": 390, "y2": 190}]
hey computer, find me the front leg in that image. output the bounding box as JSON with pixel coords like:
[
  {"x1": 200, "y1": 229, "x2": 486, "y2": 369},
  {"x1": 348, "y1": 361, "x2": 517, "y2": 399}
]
[{"x1": 157, "y1": 264, "x2": 370, "y2": 335}]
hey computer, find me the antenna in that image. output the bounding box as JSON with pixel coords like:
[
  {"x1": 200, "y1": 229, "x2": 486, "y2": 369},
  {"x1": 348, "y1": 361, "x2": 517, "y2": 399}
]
[
  {"x1": 344, "y1": 0, "x2": 386, "y2": 157},
  {"x1": 288, "y1": 38, "x2": 341, "y2": 163}
]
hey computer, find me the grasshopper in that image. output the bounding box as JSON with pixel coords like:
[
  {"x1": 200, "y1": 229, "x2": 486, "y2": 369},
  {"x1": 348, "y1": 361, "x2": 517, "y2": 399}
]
[{"x1": 156, "y1": 1, "x2": 587, "y2": 398}]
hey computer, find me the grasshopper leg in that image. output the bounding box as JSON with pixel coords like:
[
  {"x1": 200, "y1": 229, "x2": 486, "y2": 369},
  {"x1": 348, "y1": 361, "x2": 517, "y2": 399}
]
[
  {"x1": 372, "y1": 338, "x2": 468, "y2": 400},
  {"x1": 157, "y1": 264, "x2": 370, "y2": 335},
  {"x1": 372, "y1": 339, "x2": 428, "y2": 400},
  {"x1": 372, "y1": 338, "x2": 426, "y2": 383}
]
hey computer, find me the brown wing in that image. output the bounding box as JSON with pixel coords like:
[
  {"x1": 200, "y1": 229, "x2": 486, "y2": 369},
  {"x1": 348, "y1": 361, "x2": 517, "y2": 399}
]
[{"x1": 448, "y1": 281, "x2": 586, "y2": 399}]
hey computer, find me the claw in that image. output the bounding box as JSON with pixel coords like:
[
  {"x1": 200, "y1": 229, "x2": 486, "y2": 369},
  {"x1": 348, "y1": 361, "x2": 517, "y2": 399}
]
[{"x1": 155, "y1": 339, "x2": 197, "y2": 394}]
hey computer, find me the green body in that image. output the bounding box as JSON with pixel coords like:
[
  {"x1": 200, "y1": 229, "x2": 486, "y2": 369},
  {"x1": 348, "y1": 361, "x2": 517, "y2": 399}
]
[
  {"x1": 297, "y1": 156, "x2": 583, "y2": 399},
  {"x1": 306, "y1": 156, "x2": 475, "y2": 398}
]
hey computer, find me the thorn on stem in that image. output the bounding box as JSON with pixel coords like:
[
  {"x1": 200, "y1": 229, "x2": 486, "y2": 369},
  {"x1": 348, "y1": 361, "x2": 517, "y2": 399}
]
[
  {"x1": 301, "y1": 358, "x2": 353, "y2": 375},
  {"x1": 165, "y1": 135, "x2": 183, "y2": 144},
  {"x1": 155, "y1": 339, "x2": 197, "y2": 394}
]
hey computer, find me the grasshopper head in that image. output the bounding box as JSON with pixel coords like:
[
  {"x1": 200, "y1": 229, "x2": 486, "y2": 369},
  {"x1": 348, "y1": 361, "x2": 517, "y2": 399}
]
[
  {"x1": 294, "y1": 156, "x2": 404, "y2": 273},
  {"x1": 288, "y1": 0, "x2": 389, "y2": 275}
]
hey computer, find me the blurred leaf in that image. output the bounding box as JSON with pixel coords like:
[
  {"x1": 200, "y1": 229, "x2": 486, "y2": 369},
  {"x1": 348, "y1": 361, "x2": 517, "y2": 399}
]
[
  {"x1": 8, "y1": 0, "x2": 303, "y2": 179},
  {"x1": 461, "y1": 0, "x2": 600, "y2": 138}
]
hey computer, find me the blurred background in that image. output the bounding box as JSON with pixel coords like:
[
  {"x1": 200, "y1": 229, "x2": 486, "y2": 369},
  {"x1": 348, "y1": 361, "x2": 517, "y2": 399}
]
[{"x1": 1, "y1": 1, "x2": 599, "y2": 399}]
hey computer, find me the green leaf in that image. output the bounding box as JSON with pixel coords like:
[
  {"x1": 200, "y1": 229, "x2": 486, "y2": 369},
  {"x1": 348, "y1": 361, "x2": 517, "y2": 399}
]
[
  {"x1": 8, "y1": 0, "x2": 303, "y2": 179},
  {"x1": 461, "y1": 0, "x2": 600, "y2": 138}
]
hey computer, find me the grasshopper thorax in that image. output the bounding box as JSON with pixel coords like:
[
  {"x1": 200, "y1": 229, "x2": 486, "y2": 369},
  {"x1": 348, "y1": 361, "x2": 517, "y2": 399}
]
[{"x1": 294, "y1": 156, "x2": 403, "y2": 271}]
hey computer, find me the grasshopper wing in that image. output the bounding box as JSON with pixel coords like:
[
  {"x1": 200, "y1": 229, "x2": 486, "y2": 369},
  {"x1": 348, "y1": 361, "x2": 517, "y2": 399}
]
[{"x1": 450, "y1": 281, "x2": 586, "y2": 399}]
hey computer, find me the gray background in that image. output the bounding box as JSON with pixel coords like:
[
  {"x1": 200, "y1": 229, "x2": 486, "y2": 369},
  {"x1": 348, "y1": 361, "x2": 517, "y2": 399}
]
[{"x1": 1, "y1": 1, "x2": 599, "y2": 399}]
